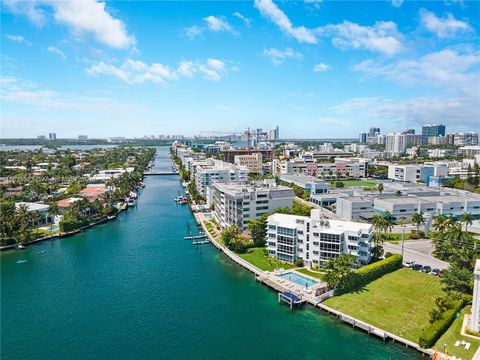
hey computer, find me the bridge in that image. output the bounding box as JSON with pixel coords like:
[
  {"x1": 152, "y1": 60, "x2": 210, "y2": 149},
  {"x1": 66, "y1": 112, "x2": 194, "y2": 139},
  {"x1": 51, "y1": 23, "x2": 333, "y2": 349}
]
[{"x1": 144, "y1": 171, "x2": 179, "y2": 176}]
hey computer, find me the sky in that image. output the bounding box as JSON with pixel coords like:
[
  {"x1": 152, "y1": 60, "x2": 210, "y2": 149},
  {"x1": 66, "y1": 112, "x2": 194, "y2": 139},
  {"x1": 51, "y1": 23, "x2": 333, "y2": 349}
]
[{"x1": 1, "y1": 0, "x2": 479, "y2": 139}]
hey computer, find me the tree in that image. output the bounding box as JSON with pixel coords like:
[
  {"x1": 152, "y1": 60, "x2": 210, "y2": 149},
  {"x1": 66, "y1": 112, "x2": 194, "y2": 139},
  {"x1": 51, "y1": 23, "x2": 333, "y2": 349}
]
[
  {"x1": 395, "y1": 190, "x2": 402, "y2": 197},
  {"x1": 228, "y1": 235, "x2": 250, "y2": 253},
  {"x1": 247, "y1": 214, "x2": 268, "y2": 247},
  {"x1": 460, "y1": 212, "x2": 473, "y2": 232},
  {"x1": 14, "y1": 204, "x2": 32, "y2": 244},
  {"x1": 377, "y1": 183, "x2": 384, "y2": 194},
  {"x1": 335, "y1": 181, "x2": 344, "y2": 188},
  {"x1": 412, "y1": 212, "x2": 425, "y2": 232},
  {"x1": 220, "y1": 225, "x2": 241, "y2": 247},
  {"x1": 322, "y1": 254, "x2": 356, "y2": 290},
  {"x1": 441, "y1": 264, "x2": 474, "y2": 294}
]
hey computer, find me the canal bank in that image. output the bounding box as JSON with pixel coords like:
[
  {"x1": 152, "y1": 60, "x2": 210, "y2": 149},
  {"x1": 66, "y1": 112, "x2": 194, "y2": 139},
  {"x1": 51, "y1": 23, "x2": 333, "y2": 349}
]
[{"x1": 1, "y1": 147, "x2": 421, "y2": 360}]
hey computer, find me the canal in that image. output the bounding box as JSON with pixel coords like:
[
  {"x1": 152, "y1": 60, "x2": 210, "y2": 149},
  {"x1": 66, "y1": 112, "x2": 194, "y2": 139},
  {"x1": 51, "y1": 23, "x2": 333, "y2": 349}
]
[{"x1": 1, "y1": 147, "x2": 421, "y2": 359}]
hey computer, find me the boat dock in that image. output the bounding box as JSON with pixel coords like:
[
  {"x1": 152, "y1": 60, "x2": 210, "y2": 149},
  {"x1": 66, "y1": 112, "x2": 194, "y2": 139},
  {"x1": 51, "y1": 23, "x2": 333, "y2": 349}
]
[{"x1": 184, "y1": 234, "x2": 207, "y2": 240}]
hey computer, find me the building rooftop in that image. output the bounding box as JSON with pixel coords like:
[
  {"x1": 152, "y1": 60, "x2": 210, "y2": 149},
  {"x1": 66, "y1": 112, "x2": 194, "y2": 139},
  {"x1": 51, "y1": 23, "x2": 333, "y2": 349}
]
[{"x1": 15, "y1": 202, "x2": 50, "y2": 212}]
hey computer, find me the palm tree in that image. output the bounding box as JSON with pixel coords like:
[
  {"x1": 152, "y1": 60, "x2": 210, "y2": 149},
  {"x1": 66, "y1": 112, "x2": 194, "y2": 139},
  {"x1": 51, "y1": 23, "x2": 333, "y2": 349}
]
[
  {"x1": 412, "y1": 212, "x2": 425, "y2": 232},
  {"x1": 14, "y1": 204, "x2": 32, "y2": 244},
  {"x1": 460, "y1": 212, "x2": 473, "y2": 232},
  {"x1": 432, "y1": 214, "x2": 451, "y2": 234},
  {"x1": 47, "y1": 202, "x2": 60, "y2": 233}
]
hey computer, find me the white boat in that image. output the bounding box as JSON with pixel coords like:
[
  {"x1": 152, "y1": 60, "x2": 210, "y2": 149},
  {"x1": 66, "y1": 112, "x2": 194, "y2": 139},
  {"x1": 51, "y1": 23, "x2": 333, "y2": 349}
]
[
  {"x1": 127, "y1": 198, "x2": 136, "y2": 206},
  {"x1": 16, "y1": 244, "x2": 26, "y2": 250}
]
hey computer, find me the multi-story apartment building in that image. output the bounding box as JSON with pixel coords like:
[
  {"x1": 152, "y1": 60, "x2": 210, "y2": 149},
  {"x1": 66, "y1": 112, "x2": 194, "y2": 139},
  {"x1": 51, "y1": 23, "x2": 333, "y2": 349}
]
[
  {"x1": 453, "y1": 132, "x2": 479, "y2": 146},
  {"x1": 266, "y1": 210, "x2": 372, "y2": 267},
  {"x1": 209, "y1": 182, "x2": 294, "y2": 230},
  {"x1": 470, "y1": 260, "x2": 480, "y2": 332},
  {"x1": 422, "y1": 124, "x2": 446, "y2": 144},
  {"x1": 234, "y1": 153, "x2": 263, "y2": 174},
  {"x1": 195, "y1": 159, "x2": 248, "y2": 195},
  {"x1": 278, "y1": 174, "x2": 328, "y2": 194},
  {"x1": 385, "y1": 133, "x2": 407, "y2": 156}
]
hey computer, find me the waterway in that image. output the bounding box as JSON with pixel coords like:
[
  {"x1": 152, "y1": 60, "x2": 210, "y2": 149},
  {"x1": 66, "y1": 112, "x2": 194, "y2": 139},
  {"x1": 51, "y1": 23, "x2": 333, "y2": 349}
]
[{"x1": 1, "y1": 147, "x2": 420, "y2": 359}]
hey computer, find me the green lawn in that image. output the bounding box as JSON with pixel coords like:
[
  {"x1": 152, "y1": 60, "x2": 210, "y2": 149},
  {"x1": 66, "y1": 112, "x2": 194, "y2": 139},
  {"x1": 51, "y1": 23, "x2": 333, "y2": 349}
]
[
  {"x1": 434, "y1": 305, "x2": 480, "y2": 359},
  {"x1": 329, "y1": 180, "x2": 377, "y2": 187},
  {"x1": 297, "y1": 268, "x2": 324, "y2": 280},
  {"x1": 323, "y1": 268, "x2": 444, "y2": 342},
  {"x1": 237, "y1": 247, "x2": 295, "y2": 272}
]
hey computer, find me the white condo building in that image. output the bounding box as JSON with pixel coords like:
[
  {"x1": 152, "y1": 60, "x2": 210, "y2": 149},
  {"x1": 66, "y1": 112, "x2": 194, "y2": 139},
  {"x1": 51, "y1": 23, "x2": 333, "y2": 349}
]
[
  {"x1": 471, "y1": 260, "x2": 480, "y2": 332},
  {"x1": 209, "y1": 182, "x2": 294, "y2": 230},
  {"x1": 267, "y1": 209, "x2": 372, "y2": 267},
  {"x1": 195, "y1": 159, "x2": 248, "y2": 195}
]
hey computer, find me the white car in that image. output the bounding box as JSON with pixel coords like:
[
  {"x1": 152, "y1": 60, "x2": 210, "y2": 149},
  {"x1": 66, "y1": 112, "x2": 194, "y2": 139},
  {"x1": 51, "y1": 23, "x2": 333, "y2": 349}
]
[{"x1": 403, "y1": 261, "x2": 415, "y2": 268}]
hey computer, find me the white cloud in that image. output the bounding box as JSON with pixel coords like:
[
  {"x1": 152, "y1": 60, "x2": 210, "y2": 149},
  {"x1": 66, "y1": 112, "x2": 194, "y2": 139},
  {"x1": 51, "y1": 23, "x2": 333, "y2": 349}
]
[
  {"x1": 317, "y1": 20, "x2": 404, "y2": 55},
  {"x1": 313, "y1": 63, "x2": 330, "y2": 72},
  {"x1": 47, "y1": 46, "x2": 66, "y2": 59},
  {"x1": 184, "y1": 25, "x2": 203, "y2": 39},
  {"x1": 319, "y1": 118, "x2": 351, "y2": 126},
  {"x1": 391, "y1": 0, "x2": 404, "y2": 7},
  {"x1": 203, "y1": 15, "x2": 234, "y2": 33},
  {"x1": 304, "y1": 0, "x2": 322, "y2": 9},
  {"x1": 232, "y1": 12, "x2": 252, "y2": 26},
  {"x1": 86, "y1": 58, "x2": 231, "y2": 84},
  {"x1": 263, "y1": 48, "x2": 303, "y2": 65},
  {"x1": 4, "y1": 0, "x2": 135, "y2": 49},
  {"x1": 332, "y1": 95, "x2": 479, "y2": 129},
  {"x1": 254, "y1": 0, "x2": 317, "y2": 44},
  {"x1": 0, "y1": 76, "x2": 139, "y2": 114},
  {"x1": 185, "y1": 15, "x2": 237, "y2": 38},
  {"x1": 5, "y1": 34, "x2": 32, "y2": 45},
  {"x1": 419, "y1": 9, "x2": 473, "y2": 38},
  {"x1": 352, "y1": 48, "x2": 480, "y2": 93}
]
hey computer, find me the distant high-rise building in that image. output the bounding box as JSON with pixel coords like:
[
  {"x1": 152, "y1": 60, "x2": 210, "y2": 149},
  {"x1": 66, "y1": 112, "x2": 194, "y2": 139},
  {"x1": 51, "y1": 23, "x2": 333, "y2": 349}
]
[
  {"x1": 453, "y1": 132, "x2": 479, "y2": 146},
  {"x1": 48, "y1": 133, "x2": 56, "y2": 140},
  {"x1": 359, "y1": 132, "x2": 367, "y2": 143},
  {"x1": 368, "y1": 127, "x2": 380, "y2": 137},
  {"x1": 422, "y1": 124, "x2": 445, "y2": 144},
  {"x1": 78, "y1": 135, "x2": 88, "y2": 140},
  {"x1": 385, "y1": 133, "x2": 407, "y2": 156},
  {"x1": 402, "y1": 128, "x2": 415, "y2": 135},
  {"x1": 37, "y1": 135, "x2": 46, "y2": 140}
]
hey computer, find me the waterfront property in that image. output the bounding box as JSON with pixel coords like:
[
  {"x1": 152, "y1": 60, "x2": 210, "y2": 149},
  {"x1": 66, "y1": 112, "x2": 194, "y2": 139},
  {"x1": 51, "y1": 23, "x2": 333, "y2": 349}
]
[
  {"x1": 278, "y1": 271, "x2": 318, "y2": 288},
  {"x1": 195, "y1": 159, "x2": 248, "y2": 195},
  {"x1": 266, "y1": 209, "x2": 372, "y2": 267},
  {"x1": 323, "y1": 268, "x2": 444, "y2": 342},
  {"x1": 470, "y1": 259, "x2": 480, "y2": 332},
  {"x1": 208, "y1": 181, "x2": 294, "y2": 230},
  {"x1": 14, "y1": 202, "x2": 51, "y2": 225}
]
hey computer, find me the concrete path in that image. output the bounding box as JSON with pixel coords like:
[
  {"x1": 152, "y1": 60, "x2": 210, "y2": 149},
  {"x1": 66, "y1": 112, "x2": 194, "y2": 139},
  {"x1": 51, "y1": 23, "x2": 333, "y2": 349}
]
[{"x1": 381, "y1": 239, "x2": 449, "y2": 270}]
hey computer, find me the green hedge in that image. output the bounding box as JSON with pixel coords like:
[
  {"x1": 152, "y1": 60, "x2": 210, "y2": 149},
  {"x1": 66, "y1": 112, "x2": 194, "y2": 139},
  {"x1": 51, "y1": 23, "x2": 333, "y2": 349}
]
[
  {"x1": 339, "y1": 254, "x2": 403, "y2": 292},
  {"x1": 59, "y1": 219, "x2": 86, "y2": 232},
  {"x1": 419, "y1": 299, "x2": 464, "y2": 348}
]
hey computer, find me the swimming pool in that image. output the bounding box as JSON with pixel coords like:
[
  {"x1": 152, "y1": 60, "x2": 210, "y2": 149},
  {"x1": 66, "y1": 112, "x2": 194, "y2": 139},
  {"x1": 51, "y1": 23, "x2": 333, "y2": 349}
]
[
  {"x1": 278, "y1": 272, "x2": 318, "y2": 288},
  {"x1": 204, "y1": 213, "x2": 213, "y2": 219}
]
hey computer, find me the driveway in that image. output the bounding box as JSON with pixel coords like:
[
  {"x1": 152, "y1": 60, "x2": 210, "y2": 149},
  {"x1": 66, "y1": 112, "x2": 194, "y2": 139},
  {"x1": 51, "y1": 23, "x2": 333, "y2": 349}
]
[{"x1": 381, "y1": 239, "x2": 449, "y2": 270}]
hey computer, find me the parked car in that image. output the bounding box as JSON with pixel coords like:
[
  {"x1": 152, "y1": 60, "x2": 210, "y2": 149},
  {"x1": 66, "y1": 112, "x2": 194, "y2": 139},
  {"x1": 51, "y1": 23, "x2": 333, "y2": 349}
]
[
  {"x1": 422, "y1": 265, "x2": 432, "y2": 273},
  {"x1": 431, "y1": 268, "x2": 440, "y2": 276},
  {"x1": 404, "y1": 261, "x2": 415, "y2": 268},
  {"x1": 412, "y1": 264, "x2": 423, "y2": 271}
]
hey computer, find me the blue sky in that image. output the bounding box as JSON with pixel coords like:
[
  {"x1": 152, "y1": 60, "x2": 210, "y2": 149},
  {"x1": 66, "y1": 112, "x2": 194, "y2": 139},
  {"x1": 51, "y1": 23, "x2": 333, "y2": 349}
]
[{"x1": 1, "y1": 0, "x2": 479, "y2": 138}]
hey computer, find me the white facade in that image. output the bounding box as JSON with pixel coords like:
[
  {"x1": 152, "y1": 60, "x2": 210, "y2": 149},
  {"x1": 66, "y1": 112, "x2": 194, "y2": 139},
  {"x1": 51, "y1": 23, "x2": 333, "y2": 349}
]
[
  {"x1": 267, "y1": 210, "x2": 372, "y2": 267},
  {"x1": 234, "y1": 153, "x2": 263, "y2": 174},
  {"x1": 336, "y1": 196, "x2": 375, "y2": 221},
  {"x1": 385, "y1": 133, "x2": 407, "y2": 156},
  {"x1": 209, "y1": 182, "x2": 294, "y2": 230},
  {"x1": 471, "y1": 260, "x2": 480, "y2": 332},
  {"x1": 195, "y1": 159, "x2": 248, "y2": 195}
]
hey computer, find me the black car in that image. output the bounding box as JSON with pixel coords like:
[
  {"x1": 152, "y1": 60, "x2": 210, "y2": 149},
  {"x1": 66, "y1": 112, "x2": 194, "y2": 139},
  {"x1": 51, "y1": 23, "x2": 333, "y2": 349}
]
[
  {"x1": 431, "y1": 268, "x2": 440, "y2": 276},
  {"x1": 422, "y1": 265, "x2": 432, "y2": 273},
  {"x1": 412, "y1": 264, "x2": 422, "y2": 271}
]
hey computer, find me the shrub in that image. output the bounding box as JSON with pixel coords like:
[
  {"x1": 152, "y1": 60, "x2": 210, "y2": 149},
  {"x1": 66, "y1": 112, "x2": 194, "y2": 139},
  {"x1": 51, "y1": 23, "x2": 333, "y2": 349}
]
[
  {"x1": 295, "y1": 258, "x2": 304, "y2": 267},
  {"x1": 419, "y1": 299, "x2": 464, "y2": 348},
  {"x1": 385, "y1": 252, "x2": 393, "y2": 258},
  {"x1": 339, "y1": 254, "x2": 403, "y2": 293},
  {"x1": 59, "y1": 219, "x2": 85, "y2": 232},
  {"x1": 335, "y1": 181, "x2": 345, "y2": 188}
]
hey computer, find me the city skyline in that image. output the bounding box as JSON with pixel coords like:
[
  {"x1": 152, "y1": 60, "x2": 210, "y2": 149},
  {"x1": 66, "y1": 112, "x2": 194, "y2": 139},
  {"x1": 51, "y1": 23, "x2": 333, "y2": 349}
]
[{"x1": 1, "y1": 0, "x2": 479, "y2": 138}]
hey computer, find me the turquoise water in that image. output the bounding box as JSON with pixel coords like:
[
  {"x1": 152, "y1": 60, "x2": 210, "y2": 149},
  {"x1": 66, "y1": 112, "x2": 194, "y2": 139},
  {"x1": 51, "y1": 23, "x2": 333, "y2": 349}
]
[
  {"x1": 279, "y1": 271, "x2": 318, "y2": 288},
  {"x1": 1, "y1": 147, "x2": 421, "y2": 359}
]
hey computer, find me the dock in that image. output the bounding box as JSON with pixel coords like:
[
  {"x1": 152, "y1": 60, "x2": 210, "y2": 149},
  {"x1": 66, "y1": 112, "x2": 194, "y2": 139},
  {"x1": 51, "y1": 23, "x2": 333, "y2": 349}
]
[
  {"x1": 184, "y1": 234, "x2": 207, "y2": 240},
  {"x1": 278, "y1": 291, "x2": 305, "y2": 309}
]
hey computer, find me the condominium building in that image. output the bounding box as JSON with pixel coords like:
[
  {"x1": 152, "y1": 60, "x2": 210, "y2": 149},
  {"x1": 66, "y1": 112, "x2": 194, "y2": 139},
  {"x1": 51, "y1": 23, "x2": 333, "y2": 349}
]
[
  {"x1": 209, "y1": 182, "x2": 294, "y2": 229},
  {"x1": 470, "y1": 260, "x2": 480, "y2": 332},
  {"x1": 458, "y1": 146, "x2": 480, "y2": 157},
  {"x1": 195, "y1": 159, "x2": 248, "y2": 195},
  {"x1": 266, "y1": 209, "x2": 372, "y2": 267},
  {"x1": 234, "y1": 152, "x2": 263, "y2": 174},
  {"x1": 385, "y1": 133, "x2": 407, "y2": 156},
  {"x1": 422, "y1": 124, "x2": 446, "y2": 144},
  {"x1": 278, "y1": 174, "x2": 328, "y2": 194}
]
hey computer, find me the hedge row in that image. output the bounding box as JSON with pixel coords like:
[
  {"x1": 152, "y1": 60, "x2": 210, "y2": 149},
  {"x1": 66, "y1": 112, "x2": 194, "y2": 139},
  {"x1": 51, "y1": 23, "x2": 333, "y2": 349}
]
[
  {"x1": 59, "y1": 219, "x2": 86, "y2": 232},
  {"x1": 339, "y1": 254, "x2": 403, "y2": 293},
  {"x1": 419, "y1": 299, "x2": 464, "y2": 348}
]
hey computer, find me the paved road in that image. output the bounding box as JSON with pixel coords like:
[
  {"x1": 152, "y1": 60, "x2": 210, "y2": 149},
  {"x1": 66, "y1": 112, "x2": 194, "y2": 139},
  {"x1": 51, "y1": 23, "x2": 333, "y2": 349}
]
[{"x1": 381, "y1": 239, "x2": 449, "y2": 270}]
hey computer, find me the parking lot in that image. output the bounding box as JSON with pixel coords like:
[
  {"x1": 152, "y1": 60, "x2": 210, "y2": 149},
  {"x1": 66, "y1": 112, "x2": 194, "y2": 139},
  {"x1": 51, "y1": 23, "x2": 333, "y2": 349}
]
[{"x1": 381, "y1": 239, "x2": 449, "y2": 270}]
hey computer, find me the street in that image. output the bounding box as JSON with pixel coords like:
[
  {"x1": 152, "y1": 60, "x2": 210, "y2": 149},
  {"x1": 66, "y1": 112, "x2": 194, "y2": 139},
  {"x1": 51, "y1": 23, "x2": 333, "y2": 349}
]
[{"x1": 381, "y1": 239, "x2": 449, "y2": 270}]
